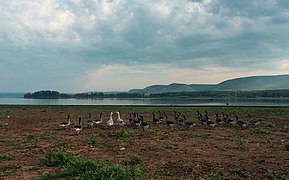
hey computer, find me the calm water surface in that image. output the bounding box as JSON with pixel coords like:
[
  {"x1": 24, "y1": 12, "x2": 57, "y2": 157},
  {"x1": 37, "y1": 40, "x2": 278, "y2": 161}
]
[{"x1": 1, "y1": 96, "x2": 289, "y2": 106}]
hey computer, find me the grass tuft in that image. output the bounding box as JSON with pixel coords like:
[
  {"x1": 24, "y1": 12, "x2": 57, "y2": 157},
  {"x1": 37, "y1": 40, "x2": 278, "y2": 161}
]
[
  {"x1": 0, "y1": 154, "x2": 13, "y2": 161},
  {"x1": 124, "y1": 154, "x2": 143, "y2": 166},
  {"x1": 252, "y1": 128, "x2": 269, "y2": 134},
  {"x1": 115, "y1": 128, "x2": 130, "y2": 138},
  {"x1": 40, "y1": 150, "x2": 142, "y2": 179},
  {"x1": 235, "y1": 138, "x2": 248, "y2": 150},
  {"x1": 0, "y1": 163, "x2": 17, "y2": 172},
  {"x1": 284, "y1": 143, "x2": 289, "y2": 151}
]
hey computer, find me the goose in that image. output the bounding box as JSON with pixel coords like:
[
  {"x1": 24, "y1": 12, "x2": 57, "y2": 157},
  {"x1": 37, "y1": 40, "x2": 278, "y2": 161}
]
[
  {"x1": 174, "y1": 111, "x2": 185, "y2": 125},
  {"x1": 59, "y1": 115, "x2": 71, "y2": 129},
  {"x1": 215, "y1": 113, "x2": 223, "y2": 125},
  {"x1": 74, "y1": 117, "x2": 83, "y2": 134},
  {"x1": 221, "y1": 112, "x2": 228, "y2": 125},
  {"x1": 235, "y1": 115, "x2": 247, "y2": 128},
  {"x1": 183, "y1": 115, "x2": 195, "y2": 128},
  {"x1": 93, "y1": 112, "x2": 103, "y2": 125},
  {"x1": 152, "y1": 112, "x2": 161, "y2": 125},
  {"x1": 165, "y1": 115, "x2": 174, "y2": 128},
  {"x1": 140, "y1": 115, "x2": 149, "y2": 131},
  {"x1": 129, "y1": 113, "x2": 134, "y2": 125},
  {"x1": 116, "y1": 112, "x2": 125, "y2": 126},
  {"x1": 177, "y1": 112, "x2": 185, "y2": 126},
  {"x1": 87, "y1": 113, "x2": 94, "y2": 127},
  {"x1": 200, "y1": 113, "x2": 209, "y2": 125},
  {"x1": 226, "y1": 114, "x2": 236, "y2": 125},
  {"x1": 248, "y1": 113, "x2": 260, "y2": 126},
  {"x1": 107, "y1": 112, "x2": 114, "y2": 126},
  {"x1": 129, "y1": 113, "x2": 140, "y2": 126},
  {"x1": 158, "y1": 111, "x2": 165, "y2": 122},
  {"x1": 206, "y1": 115, "x2": 216, "y2": 128},
  {"x1": 196, "y1": 111, "x2": 202, "y2": 121}
]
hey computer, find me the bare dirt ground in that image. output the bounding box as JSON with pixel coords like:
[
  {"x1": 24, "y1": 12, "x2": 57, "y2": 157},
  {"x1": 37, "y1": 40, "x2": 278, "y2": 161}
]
[{"x1": 0, "y1": 105, "x2": 288, "y2": 179}]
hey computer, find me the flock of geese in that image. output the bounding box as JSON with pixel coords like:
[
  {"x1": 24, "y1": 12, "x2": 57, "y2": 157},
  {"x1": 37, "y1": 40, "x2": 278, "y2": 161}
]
[{"x1": 59, "y1": 111, "x2": 260, "y2": 134}]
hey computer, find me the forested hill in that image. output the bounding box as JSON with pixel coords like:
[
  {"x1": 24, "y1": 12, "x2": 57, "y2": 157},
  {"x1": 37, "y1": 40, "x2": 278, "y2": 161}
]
[{"x1": 129, "y1": 74, "x2": 289, "y2": 95}]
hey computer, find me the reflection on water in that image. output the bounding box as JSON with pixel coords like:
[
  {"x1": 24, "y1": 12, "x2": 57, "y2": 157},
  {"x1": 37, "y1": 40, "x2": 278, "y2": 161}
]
[{"x1": 1, "y1": 97, "x2": 289, "y2": 106}]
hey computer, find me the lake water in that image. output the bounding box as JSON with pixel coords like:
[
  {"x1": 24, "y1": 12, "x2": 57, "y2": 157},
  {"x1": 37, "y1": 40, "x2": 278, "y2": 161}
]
[{"x1": 0, "y1": 93, "x2": 289, "y2": 106}]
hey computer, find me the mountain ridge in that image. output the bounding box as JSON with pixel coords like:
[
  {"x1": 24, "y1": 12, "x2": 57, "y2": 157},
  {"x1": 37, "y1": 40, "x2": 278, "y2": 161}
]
[{"x1": 129, "y1": 74, "x2": 289, "y2": 95}]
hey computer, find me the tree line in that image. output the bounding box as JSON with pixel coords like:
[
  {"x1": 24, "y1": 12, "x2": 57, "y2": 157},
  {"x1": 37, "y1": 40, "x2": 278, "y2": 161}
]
[{"x1": 24, "y1": 89, "x2": 289, "y2": 99}]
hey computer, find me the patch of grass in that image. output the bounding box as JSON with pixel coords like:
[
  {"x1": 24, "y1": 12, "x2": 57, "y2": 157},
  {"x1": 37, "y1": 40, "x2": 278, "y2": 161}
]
[
  {"x1": 284, "y1": 143, "x2": 289, "y2": 151},
  {"x1": 194, "y1": 133, "x2": 211, "y2": 138},
  {"x1": 85, "y1": 135, "x2": 99, "y2": 146},
  {"x1": 57, "y1": 142, "x2": 66, "y2": 148},
  {"x1": 40, "y1": 150, "x2": 142, "y2": 179},
  {"x1": 0, "y1": 163, "x2": 17, "y2": 171},
  {"x1": 124, "y1": 154, "x2": 143, "y2": 166},
  {"x1": 41, "y1": 109, "x2": 48, "y2": 113},
  {"x1": 191, "y1": 142, "x2": 199, "y2": 147},
  {"x1": 235, "y1": 138, "x2": 248, "y2": 150},
  {"x1": 41, "y1": 151, "x2": 77, "y2": 167},
  {"x1": 39, "y1": 173, "x2": 66, "y2": 180},
  {"x1": 40, "y1": 134, "x2": 56, "y2": 141},
  {"x1": 0, "y1": 123, "x2": 3, "y2": 128},
  {"x1": 252, "y1": 128, "x2": 269, "y2": 134},
  {"x1": 103, "y1": 143, "x2": 116, "y2": 147},
  {"x1": 154, "y1": 164, "x2": 170, "y2": 177},
  {"x1": 0, "y1": 154, "x2": 13, "y2": 161},
  {"x1": 26, "y1": 134, "x2": 37, "y2": 144},
  {"x1": 115, "y1": 128, "x2": 130, "y2": 138},
  {"x1": 4, "y1": 144, "x2": 33, "y2": 152},
  {"x1": 264, "y1": 171, "x2": 289, "y2": 179},
  {"x1": 266, "y1": 122, "x2": 276, "y2": 128}
]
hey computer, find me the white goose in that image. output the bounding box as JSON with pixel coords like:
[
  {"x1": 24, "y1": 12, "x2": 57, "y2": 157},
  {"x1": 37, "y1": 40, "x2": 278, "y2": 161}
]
[
  {"x1": 107, "y1": 112, "x2": 114, "y2": 126},
  {"x1": 116, "y1": 112, "x2": 125, "y2": 126},
  {"x1": 59, "y1": 115, "x2": 71, "y2": 129}
]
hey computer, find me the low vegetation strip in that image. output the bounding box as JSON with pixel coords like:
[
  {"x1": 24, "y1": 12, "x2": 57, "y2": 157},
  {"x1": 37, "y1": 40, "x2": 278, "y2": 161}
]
[{"x1": 40, "y1": 151, "x2": 142, "y2": 180}]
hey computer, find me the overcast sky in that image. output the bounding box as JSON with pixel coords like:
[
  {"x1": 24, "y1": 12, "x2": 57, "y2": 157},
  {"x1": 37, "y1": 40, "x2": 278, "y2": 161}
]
[{"x1": 1, "y1": 0, "x2": 289, "y2": 92}]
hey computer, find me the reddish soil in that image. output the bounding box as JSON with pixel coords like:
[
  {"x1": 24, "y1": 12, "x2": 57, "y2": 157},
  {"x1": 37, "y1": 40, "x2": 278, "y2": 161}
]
[{"x1": 0, "y1": 105, "x2": 288, "y2": 179}]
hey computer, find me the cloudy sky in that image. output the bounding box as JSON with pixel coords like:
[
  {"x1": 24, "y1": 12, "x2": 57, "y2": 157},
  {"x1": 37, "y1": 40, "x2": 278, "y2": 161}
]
[{"x1": 1, "y1": 0, "x2": 289, "y2": 92}]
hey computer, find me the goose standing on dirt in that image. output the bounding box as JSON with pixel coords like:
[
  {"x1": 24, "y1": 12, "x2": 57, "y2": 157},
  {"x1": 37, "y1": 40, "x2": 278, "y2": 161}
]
[
  {"x1": 248, "y1": 113, "x2": 260, "y2": 126},
  {"x1": 107, "y1": 112, "x2": 114, "y2": 126},
  {"x1": 74, "y1": 117, "x2": 83, "y2": 134},
  {"x1": 158, "y1": 111, "x2": 165, "y2": 123},
  {"x1": 93, "y1": 112, "x2": 103, "y2": 125},
  {"x1": 116, "y1": 112, "x2": 125, "y2": 126},
  {"x1": 152, "y1": 112, "x2": 161, "y2": 125},
  {"x1": 183, "y1": 115, "x2": 195, "y2": 128},
  {"x1": 196, "y1": 111, "x2": 202, "y2": 121},
  {"x1": 235, "y1": 115, "x2": 247, "y2": 128},
  {"x1": 140, "y1": 115, "x2": 149, "y2": 131},
  {"x1": 87, "y1": 113, "x2": 94, "y2": 127},
  {"x1": 59, "y1": 115, "x2": 71, "y2": 129},
  {"x1": 206, "y1": 115, "x2": 216, "y2": 128},
  {"x1": 226, "y1": 114, "x2": 236, "y2": 125},
  {"x1": 215, "y1": 113, "x2": 223, "y2": 125},
  {"x1": 165, "y1": 115, "x2": 174, "y2": 128}
]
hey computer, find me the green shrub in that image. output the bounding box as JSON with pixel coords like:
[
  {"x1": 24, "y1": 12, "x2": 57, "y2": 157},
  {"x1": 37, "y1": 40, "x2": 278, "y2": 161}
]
[
  {"x1": 115, "y1": 128, "x2": 130, "y2": 138},
  {"x1": 235, "y1": 138, "x2": 248, "y2": 150},
  {"x1": 0, "y1": 163, "x2": 17, "y2": 171},
  {"x1": 124, "y1": 154, "x2": 143, "y2": 166},
  {"x1": 40, "y1": 150, "x2": 142, "y2": 179},
  {"x1": 252, "y1": 128, "x2": 269, "y2": 134},
  {"x1": 0, "y1": 154, "x2": 13, "y2": 161},
  {"x1": 41, "y1": 151, "x2": 77, "y2": 167},
  {"x1": 284, "y1": 143, "x2": 289, "y2": 151},
  {"x1": 85, "y1": 135, "x2": 99, "y2": 146}
]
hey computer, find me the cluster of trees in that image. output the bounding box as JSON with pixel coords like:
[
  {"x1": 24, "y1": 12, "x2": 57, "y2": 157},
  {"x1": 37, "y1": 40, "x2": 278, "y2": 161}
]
[
  {"x1": 24, "y1": 89, "x2": 289, "y2": 99},
  {"x1": 74, "y1": 92, "x2": 145, "y2": 98},
  {"x1": 24, "y1": 91, "x2": 145, "y2": 99},
  {"x1": 24, "y1": 90, "x2": 72, "y2": 99}
]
